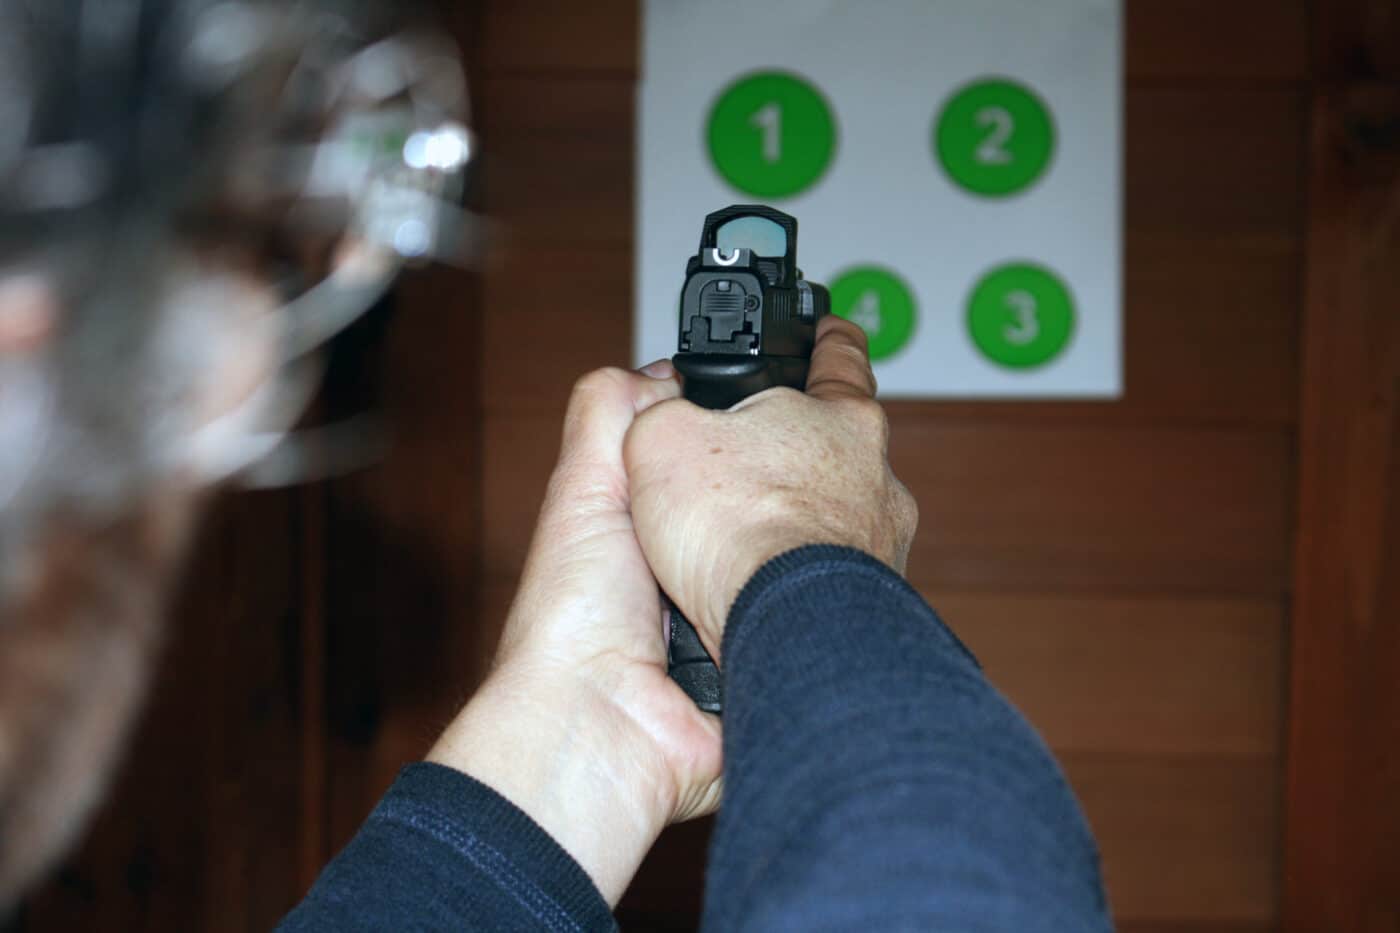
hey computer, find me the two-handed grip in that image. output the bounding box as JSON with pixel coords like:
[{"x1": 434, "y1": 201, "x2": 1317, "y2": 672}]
[{"x1": 663, "y1": 352, "x2": 809, "y2": 714}]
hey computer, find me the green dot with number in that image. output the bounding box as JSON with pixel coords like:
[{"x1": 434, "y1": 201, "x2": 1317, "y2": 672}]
[
  {"x1": 967, "y1": 263, "x2": 1075, "y2": 369},
  {"x1": 830, "y1": 266, "x2": 917, "y2": 361},
  {"x1": 707, "y1": 71, "x2": 836, "y2": 199},
  {"x1": 935, "y1": 78, "x2": 1055, "y2": 197}
]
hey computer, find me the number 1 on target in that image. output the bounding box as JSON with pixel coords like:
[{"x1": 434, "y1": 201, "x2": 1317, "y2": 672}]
[{"x1": 750, "y1": 102, "x2": 782, "y2": 163}]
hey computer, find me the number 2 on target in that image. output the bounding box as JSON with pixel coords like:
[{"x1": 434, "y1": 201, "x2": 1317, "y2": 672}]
[{"x1": 975, "y1": 106, "x2": 1014, "y2": 165}]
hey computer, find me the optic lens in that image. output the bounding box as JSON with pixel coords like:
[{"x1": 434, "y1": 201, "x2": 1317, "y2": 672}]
[{"x1": 715, "y1": 215, "x2": 786, "y2": 258}]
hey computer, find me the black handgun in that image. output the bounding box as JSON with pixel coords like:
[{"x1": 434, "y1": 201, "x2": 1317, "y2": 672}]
[{"x1": 666, "y1": 205, "x2": 830, "y2": 713}]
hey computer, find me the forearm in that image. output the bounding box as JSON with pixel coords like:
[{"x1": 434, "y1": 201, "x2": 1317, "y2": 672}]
[
  {"x1": 705, "y1": 546, "x2": 1111, "y2": 932},
  {"x1": 427, "y1": 665, "x2": 672, "y2": 906},
  {"x1": 277, "y1": 763, "x2": 615, "y2": 932},
  {"x1": 281, "y1": 664, "x2": 668, "y2": 930}
]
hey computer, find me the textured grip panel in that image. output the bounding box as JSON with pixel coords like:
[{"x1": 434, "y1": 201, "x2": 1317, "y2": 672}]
[{"x1": 666, "y1": 606, "x2": 722, "y2": 713}]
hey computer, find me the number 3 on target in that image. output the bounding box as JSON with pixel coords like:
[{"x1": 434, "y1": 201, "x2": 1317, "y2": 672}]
[{"x1": 1002, "y1": 289, "x2": 1039, "y2": 345}]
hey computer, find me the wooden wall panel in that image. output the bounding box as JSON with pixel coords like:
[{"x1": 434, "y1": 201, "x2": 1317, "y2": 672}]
[
  {"x1": 482, "y1": 416, "x2": 1293, "y2": 594},
  {"x1": 1281, "y1": 54, "x2": 1400, "y2": 933},
  {"x1": 482, "y1": 0, "x2": 638, "y2": 75},
  {"x1": 485, "y1": 0, "x2": 1311, "y2": 83},
  {"x1": 480, "y1": 247, "x2": 632, "y2": 414},
  {"x1": 480, "y1": 77, "x2": 634, "y2": 249},
  {"x1": 1069, "y1": 754, "x2": 1279, "y2": 924},
  {"x1": 1120, "y1": 236, "x2": 1299, "y2": 427},
  {"x1": 894, "y1": 423, "x2": 1293, "y2": 594},
  {"x1": 1126, "y1": 1, "x2": 1308, "y2": 81},
  {"x1": 943, "y1": 593, "x2": 1284, "y2": 758},
  {"x1": 319, "y1": 264, "x2": 487, "y2": 857},
  {"x1": 1121, "y1": 925, "x2": 1273, "y2": 933},
  {"x1": 473, "y1": 2, "x2": 1307, "y2": 931},
  {"x1": 1125, "y1": 87, "x2": 1305, "y2": 243}
]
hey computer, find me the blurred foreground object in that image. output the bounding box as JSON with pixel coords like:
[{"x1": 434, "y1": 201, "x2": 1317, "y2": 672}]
[{"x1": 0, "y1": 0, "x2": 472, "y2": 905}]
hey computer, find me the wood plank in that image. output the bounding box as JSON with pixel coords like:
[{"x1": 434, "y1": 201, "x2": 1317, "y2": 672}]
[
  {"x1": 199, "y1": 492, "x2": 310, "y2": 932},
  {"x1": 1126, "y1": 0, "x2": 1307, "y2": 82},
  {"x1": 1114, "y1": 235, "x2": 1299, "y2": 426},
  {"x1": 619, "y1": 818, "x2": 713, "y2": 923},
  {"x1": 1126, "y1": 86, "x2": 1306, "y2": 242},
  {"x1": 481, "y1": 0, "x2": 638, "y2": 76},
  {"x1": 480, "y1": 414, "x2": 561, "y2": 581},
  {"x1": 1067, "y1": 753, "x2": 1279, "y2": 927},
  {"x1": 297, "y1": 484, "x2": 327, "y2": 895},
  {"x1": 479, "y1": 0, "x2": 1309, "y2": 84},
  {"x1": 479, "y1": 77, "x2": 634, "y2": 249},
  {"x1": 1313, "y1": 0, "x2": 1400, "y2": 82},
  {"x1": 1282, "y1": 81, "x2": 1400, "y2": 933},
  {"x1": 933, "y1": 592, "x2": 1285, "y2": 758},
  {"x1": 318, "y1": 267, "x2": 487, "y2": 856},
  {"x1": 481, "y1": 416, "x2": 1294, "y2": 594},
  {"x1": 1119, "y1": 922, "x2": 1274, "y2": 933},
  {"x1": 893, "y1": 421, "x2": 1293, "y2": 595},
  {"x1": 479, "y1": 247, "x2": 633, "y2": 414}
]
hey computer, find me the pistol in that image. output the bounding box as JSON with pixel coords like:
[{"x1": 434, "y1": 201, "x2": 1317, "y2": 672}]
[{"x1": 666, "y1": 205, "x2": 830, "y2": 712}]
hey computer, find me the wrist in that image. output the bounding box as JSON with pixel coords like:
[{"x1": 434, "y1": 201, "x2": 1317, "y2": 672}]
[
  {"x1": 704, "y1": 525, "x2": 828, "y2": 657},
  {"x1": 427, "y1": 661, "x2": 672, "y2": 905}
]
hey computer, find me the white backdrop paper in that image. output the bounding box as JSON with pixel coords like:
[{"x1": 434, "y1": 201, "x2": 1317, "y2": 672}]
[{"x1": 635, "y1": 0, "x2": 1122, "y2": 398}]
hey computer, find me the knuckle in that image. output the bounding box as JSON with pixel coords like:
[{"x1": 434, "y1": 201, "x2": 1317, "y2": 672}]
[
  {"x1": 626, "y1": 397, "x2": 694, "y2": 451},
  {"x1": 571, "y1": 366, "x2": 628, "y2": 400},
  {"x1": 735, "y1": 384, "x2": 805, "y2": 415},
  {"x1": 828, "y1": 314, "x2": 869, "y2": 350},
  {"x1": 763, "y1": 385, "x2": 806, "y2": 406},
  {"x1": 841, "y1": 396, "x2": 888, "y2": 440},
  {"x1": 897, "y1": 482, "x2": 919, "y2": 535},
  {"x1": 834, "y1": 342, "x2": 869, "y2": 375},
  {"x1": 565, "y1": 367, "x2": 634, "y2": 428}
]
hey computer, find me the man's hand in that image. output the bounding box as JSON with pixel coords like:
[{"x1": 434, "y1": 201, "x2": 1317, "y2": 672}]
[
  {"x1": 427, "y1": 362, "x2": 722, "y2": 906},
  {"x1": 625, "y1": 316, "x2": 918, "y2": 660}
]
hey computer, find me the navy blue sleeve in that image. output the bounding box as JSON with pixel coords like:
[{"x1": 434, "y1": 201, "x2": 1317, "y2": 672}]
[
  {"x1": 703, "y1": 545, "x2": 1111, "y2": 932},
  {"x1": 282, "y1": 546, "x2": 1108, "y2": 931},
  {"x1": 276, "y1": 762, "x2": 615, "y2": 932}
]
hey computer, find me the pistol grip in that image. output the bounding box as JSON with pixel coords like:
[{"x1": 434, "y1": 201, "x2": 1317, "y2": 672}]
[
  {"x1": 666, "y1": 603, "x2": 722, "y2": 713},
  {"x1": 673, "y1": 353, "x2": 811, "y2": 411}
]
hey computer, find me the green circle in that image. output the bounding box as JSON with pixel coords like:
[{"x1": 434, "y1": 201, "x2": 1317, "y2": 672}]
[
  {"x1": 830, "y1": 266, "x2": 917, "y2": 361},
  {"x1": 967, "y1": 263, "x2": 1075, "y2": 368},
  {"x1": 935, "y1": 77, "x2": 1055, "y2": 196},
  {"x1": 707, "y1": 71, "x2": 836, "y2": 199}
]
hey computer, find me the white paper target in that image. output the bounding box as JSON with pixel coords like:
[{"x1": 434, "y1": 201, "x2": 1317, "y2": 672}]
[{"x1": 635, "y1": 0, "x2": 1122, "y2": 398}]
